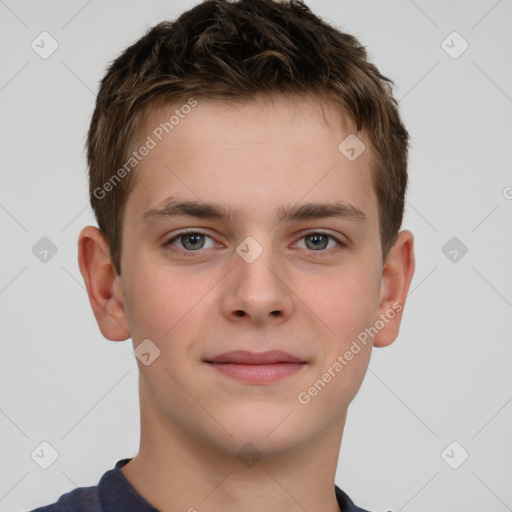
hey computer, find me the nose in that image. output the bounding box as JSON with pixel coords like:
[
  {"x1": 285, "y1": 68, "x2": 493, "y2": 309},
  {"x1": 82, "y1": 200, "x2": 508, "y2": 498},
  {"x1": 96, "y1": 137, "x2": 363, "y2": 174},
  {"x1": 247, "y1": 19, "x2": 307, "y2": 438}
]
[{"x1": 221, "y1": 241, "x2": 294, "y2": 325}]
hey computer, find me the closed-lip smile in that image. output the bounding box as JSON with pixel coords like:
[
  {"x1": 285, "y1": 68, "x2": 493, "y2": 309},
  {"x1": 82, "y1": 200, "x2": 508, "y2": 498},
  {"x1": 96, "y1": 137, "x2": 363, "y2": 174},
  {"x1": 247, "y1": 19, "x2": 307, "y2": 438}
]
[{"x1": 205, "y1": 350, "x2": 307, "y2": 383}]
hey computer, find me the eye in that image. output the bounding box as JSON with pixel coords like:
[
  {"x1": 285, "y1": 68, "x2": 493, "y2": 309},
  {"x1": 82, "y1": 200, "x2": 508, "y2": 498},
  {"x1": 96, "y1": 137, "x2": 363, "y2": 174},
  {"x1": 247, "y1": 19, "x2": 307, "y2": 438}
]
[
  {"x1": 163, "y1": 230, "x2": 346, "y2": 255},
  {"x1": 164, "y1": 230, "x2": 217, "y2": 252},
  {"x1": 295, "y1": 231, "x2": 345, "y2": 251}
]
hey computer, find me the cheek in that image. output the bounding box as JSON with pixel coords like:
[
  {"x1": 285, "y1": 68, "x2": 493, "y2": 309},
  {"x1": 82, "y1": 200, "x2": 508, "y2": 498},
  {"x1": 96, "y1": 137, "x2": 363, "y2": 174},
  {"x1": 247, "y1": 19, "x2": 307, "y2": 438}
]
[
  {"x1": 299, "y1": 276, "x2": 376, "y2": 412},
  {"x1": 123, "y1": 263, "x2": 217, "y2": 353},
  {"x1": 122, "y1": 264, "x2": 175, "y2": 342},
  {"x1": 302, "y1": 265, "x2": 380, "y2": 340}
]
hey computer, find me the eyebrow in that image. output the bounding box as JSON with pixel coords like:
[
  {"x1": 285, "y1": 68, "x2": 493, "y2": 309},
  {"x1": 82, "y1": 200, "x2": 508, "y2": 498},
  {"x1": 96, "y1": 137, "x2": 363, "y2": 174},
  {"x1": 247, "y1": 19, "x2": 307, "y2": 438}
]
[{"x1": 140, "y1": 198, "x2": 367, "y2": 225}]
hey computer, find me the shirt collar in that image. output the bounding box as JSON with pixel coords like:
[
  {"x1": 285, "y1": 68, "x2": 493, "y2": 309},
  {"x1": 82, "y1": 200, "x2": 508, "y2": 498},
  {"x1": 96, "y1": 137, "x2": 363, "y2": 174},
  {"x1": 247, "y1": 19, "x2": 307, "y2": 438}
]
[{"x1": 99, "y1": 458, "x2": 363, "y2": 511}]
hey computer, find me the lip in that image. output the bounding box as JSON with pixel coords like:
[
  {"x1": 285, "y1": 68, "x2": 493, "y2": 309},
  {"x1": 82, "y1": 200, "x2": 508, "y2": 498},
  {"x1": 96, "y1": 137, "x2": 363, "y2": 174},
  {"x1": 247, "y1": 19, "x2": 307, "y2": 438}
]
[
  {"x1": 205, "y1": 350, "x2": 307, "y2": 384},
  {"x1": 207, "y1": 350, "x2": 305, "y2": 364}
]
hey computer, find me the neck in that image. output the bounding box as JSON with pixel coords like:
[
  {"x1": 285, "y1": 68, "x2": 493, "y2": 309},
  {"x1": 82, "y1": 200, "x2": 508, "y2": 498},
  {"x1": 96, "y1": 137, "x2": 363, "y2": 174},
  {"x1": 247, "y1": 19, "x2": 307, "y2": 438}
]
[{"x1": 121, "y1": 380, "x2": 346, "y2": 512}]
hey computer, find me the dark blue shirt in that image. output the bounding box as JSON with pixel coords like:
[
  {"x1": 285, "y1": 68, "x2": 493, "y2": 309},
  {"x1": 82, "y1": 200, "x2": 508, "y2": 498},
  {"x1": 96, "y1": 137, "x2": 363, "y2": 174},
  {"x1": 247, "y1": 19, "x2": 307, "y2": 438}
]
[{"x1": 29, "y1": 458, "x2": 371, "y2": 512}]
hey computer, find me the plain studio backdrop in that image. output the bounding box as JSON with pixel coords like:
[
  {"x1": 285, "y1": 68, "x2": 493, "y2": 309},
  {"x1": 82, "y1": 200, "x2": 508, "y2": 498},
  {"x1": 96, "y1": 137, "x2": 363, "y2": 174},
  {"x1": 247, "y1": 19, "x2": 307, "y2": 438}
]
[{"x1": 1, "y1": 1, "x2": 511, "y2": 511}]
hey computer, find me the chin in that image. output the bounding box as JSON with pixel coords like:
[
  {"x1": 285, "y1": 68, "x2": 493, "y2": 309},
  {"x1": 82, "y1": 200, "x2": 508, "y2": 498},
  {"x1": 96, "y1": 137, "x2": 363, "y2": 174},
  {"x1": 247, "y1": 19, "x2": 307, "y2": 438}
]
[{"x1": 209, "y1": 401, "x2": 311, "y2": 455}]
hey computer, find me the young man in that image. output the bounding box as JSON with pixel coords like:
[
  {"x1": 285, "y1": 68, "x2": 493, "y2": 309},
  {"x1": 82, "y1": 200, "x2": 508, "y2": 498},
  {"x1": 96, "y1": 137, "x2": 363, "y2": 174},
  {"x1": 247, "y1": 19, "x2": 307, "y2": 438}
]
[{"x1": 31, "y1": 0, "x2": 414, "y2": 510}]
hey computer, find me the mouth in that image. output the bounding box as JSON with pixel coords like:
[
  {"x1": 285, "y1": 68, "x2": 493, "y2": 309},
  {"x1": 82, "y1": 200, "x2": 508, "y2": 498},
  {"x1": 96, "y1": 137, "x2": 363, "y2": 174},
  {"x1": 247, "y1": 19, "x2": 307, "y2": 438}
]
[{"x1": 204, "y1": 350, "x2": 307, "y2": 384}]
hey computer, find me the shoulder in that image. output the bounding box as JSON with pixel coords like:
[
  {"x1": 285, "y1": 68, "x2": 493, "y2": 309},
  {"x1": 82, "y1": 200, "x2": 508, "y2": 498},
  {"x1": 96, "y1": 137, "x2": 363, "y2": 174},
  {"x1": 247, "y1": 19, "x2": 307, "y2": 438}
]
[
  {"x1": 335, "y1": 485, "x2": 374, "y2": 512},
  {"x1": 27, "y1": 484, "x2": 100, "y2": 512}
]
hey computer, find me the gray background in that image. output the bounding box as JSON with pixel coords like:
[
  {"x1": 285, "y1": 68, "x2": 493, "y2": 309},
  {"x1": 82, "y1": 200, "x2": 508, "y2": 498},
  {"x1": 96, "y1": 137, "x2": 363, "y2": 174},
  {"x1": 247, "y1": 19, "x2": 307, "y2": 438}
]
[{"x1": 1, "y1": 0, "x2": 511, "y2": 511}]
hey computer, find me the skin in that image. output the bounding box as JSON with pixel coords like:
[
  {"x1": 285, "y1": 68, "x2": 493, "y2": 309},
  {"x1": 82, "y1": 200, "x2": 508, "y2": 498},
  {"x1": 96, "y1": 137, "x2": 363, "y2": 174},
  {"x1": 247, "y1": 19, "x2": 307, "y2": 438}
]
[{"x1": 78, "y1": 93, "x2": 415, "y2": 512}]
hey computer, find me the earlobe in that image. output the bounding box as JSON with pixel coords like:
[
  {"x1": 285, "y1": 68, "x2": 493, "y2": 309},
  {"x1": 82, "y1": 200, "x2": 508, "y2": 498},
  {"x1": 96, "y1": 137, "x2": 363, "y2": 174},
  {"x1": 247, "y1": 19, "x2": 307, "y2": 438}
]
[
  {"x1": 372, "y1": 230, "x2": 415, "y2": 348},
  {"x1": 77, "y1": 226, "x2": 131, "y2": 341}
]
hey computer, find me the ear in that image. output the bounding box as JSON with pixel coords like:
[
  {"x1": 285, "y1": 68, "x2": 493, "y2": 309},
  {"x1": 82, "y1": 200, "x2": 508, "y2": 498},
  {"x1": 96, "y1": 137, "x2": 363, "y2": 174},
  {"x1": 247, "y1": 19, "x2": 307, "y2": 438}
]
[
  {"x1": 77, "y1": 226, "x2": 130, "y2": 341},
  {"x1": 372, "y1": 229, "x2": 415, "y2": 348}
]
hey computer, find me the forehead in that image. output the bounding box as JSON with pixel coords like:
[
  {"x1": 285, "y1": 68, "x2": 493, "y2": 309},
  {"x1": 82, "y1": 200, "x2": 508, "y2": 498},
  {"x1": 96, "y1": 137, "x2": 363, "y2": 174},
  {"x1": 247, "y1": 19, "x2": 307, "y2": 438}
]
[{"x1": 125, "y1": 94, "x2": 378, "y2": 228}]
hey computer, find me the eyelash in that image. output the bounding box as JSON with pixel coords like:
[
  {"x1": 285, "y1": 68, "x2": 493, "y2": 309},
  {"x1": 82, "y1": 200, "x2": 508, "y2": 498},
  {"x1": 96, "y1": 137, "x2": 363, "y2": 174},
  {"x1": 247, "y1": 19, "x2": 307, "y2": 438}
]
[{"x1": 163, "y1": 229, "x2": 347, "y2": 256}]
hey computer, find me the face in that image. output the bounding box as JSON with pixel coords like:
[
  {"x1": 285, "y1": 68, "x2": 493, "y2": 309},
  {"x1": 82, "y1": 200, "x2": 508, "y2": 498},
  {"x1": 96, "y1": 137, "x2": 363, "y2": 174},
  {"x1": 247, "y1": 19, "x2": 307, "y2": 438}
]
[{"x1": 116, "y1": 94, "x2": 386, "y2": 456}]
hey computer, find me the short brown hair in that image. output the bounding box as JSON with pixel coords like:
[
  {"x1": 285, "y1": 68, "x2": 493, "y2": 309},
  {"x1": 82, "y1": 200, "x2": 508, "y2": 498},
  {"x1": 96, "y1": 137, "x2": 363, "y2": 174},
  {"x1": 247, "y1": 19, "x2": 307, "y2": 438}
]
[{"x1": 87, "y1": 0, "x2": 409, "y2": 275}]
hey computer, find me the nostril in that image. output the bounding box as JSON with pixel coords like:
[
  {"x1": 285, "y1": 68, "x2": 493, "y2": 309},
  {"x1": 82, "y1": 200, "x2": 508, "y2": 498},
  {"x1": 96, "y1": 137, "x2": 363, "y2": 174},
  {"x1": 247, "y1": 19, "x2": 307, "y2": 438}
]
[
  {"x1": 271, "y1": 310, "x2": 280, "y2": 316},
  {"x1": 236, "y1": 310, "x2": 245, "y2": 317}
]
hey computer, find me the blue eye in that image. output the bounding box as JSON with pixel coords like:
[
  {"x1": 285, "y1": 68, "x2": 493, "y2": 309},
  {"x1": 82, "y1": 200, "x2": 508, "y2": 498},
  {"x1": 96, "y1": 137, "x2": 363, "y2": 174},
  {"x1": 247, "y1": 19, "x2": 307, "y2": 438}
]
[
  {"x1": 165, "y1": 231, "x2": 216, "y2": 252},
  {"x1": 164, "y1": 230, "x2": 345, "y2": 255},
  {"x1": 298, "y1": 232, "x2": 341, "y2": 251}
]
